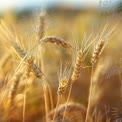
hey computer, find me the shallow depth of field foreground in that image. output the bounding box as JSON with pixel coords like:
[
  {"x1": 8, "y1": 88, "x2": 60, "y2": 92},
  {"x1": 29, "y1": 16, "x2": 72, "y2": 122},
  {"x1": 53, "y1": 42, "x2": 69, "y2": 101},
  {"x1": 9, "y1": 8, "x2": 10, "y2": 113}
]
[{"x1": 0, "y1": 1, "x2": 122, "y2": 122}]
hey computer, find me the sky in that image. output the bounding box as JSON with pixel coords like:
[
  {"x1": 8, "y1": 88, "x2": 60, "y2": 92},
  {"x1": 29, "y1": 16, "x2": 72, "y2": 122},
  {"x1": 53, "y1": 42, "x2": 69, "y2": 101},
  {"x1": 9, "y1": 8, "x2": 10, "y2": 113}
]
[{"x1": 0, "y1": 0, "x2": 120, "y2": 12}]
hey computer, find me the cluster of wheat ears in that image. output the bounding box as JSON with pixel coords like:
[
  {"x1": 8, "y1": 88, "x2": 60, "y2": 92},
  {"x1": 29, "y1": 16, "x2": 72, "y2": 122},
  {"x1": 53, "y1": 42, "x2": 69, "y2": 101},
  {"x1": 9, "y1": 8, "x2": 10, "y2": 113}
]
[{"x1": 0, "y1": 12, "x2": 118, "y2": 122}]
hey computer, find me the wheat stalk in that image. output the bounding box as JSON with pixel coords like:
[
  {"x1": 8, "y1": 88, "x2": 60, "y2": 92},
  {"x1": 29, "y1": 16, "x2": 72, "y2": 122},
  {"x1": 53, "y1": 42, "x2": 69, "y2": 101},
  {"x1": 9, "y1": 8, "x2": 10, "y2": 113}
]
[
  {"x1": 62, "y1": 34, "x2": 94, "y2": 122},
  {"x1": 22, "y1": 56, "x2": 35, "y2": 122},
  {"x1": 52, "y1": 63, "x2": 71, "y2": 121},
  {"x1": 85, "y1": 24, "x2": 118, "y2": 122},
  {"x1": 36, "y1": 11, "x2": 51, "y2": 122}
]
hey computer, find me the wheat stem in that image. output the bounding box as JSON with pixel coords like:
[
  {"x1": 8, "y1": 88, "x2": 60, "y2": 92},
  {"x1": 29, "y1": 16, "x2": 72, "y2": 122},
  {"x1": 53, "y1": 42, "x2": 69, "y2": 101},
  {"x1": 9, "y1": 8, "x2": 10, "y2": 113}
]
[
  {"x1": 62, "y1": 81, "x2": 73, "y2": 122},
  {"x1": 23, "y1": 76, "x2": 28, "y2": 122},
  {"x1": 42, "y1": 81, "x2": 49, "y2": 122},
  {"x1": 46, "y1": 81, "x2": 54, "y2": 111},
  {"x1": 85, "y1": 65, "x2": 94, "y2": 122},
  {"x1": 52, "y1": 95, "x2": 61, "y2": 121}
]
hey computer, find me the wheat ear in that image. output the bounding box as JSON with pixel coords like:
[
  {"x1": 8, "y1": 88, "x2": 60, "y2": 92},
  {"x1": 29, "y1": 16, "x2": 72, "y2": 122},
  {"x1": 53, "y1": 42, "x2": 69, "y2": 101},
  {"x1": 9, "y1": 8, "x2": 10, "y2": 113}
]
[
  {"x1": 26, "y1": 56, "x2": 35, "y2": 77},
  {"x1": 13, "y1": 42, "x2": 27, "y2": 59},
  {"x1": 13, "y1": 42, "x2": 43, "y2": 78},
  {"x1": 8, "y1": 73, "x2": 22, "y2": 106},
  {"x1": 41, "y1": 36, "x2": 72, "y2": 49},
  {"x1": 91, "y1": 40, "x2": 104, "y2": 64},
  {"x1": 38, "y1": 13, "x2": 45, "y2": 41},
  {"x1": 71, "y1": 50, "x2": 83, "y2": 81},
  {"x1": 58, "y1": 78, "x2": 68, "y2": 95}
]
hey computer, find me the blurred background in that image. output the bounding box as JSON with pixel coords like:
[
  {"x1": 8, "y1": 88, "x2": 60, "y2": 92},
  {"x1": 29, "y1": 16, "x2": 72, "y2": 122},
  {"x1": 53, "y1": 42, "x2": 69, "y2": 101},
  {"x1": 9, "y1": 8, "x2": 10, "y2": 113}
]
[{"x1": 0, "y1": 0, "x2": 121, "y2": 15}]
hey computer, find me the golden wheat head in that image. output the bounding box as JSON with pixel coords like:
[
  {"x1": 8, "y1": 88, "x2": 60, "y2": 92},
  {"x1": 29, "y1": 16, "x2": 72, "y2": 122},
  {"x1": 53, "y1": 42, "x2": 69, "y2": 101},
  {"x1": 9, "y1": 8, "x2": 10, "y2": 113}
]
[
  {"x1": 91, "y1": 40, "x2": 104, "y2": 64},
  {"x1": 41, "y1": 36, "x2": 72, "y2": 49}
]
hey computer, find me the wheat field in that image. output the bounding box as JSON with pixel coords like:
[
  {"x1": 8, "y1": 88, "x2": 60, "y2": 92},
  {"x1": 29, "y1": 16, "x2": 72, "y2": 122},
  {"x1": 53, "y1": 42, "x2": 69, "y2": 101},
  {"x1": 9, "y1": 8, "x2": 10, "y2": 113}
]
[{"x1": 0, "y1": 7, "x2": 121, "y2": 122}]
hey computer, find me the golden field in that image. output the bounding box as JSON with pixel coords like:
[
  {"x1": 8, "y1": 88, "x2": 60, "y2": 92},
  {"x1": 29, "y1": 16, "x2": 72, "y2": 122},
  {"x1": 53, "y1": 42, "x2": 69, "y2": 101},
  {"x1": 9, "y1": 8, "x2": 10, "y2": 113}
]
[{"x1": 0, "y1": 9, "x2": 121, "y2": 122}]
